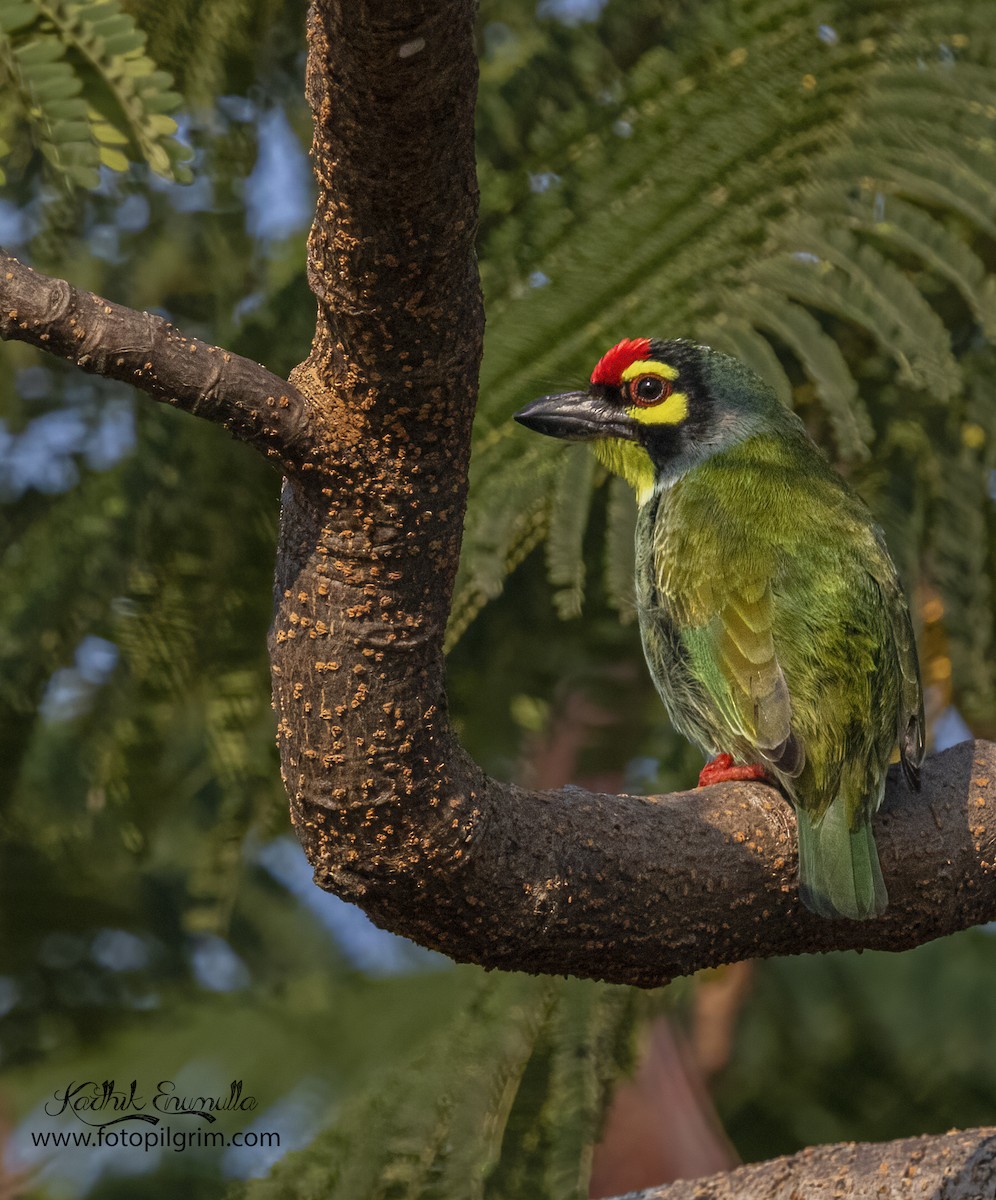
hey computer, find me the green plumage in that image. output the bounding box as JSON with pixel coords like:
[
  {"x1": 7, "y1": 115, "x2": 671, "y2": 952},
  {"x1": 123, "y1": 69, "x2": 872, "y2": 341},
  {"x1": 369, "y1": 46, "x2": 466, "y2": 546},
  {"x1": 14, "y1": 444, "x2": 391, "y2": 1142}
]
[{"x1": 515, "y1": 339, "x2": 925, "y2": 920}]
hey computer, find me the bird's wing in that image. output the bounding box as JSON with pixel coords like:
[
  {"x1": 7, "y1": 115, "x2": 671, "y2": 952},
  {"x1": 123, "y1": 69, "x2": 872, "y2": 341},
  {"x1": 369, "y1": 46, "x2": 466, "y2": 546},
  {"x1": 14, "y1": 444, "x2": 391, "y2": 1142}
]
[
  {"x1": 868, "y1": 529, "x2": 925, "y2": 789},
  {"x1": 678, "y1": 575, "x2": 805, "y2": 778}
]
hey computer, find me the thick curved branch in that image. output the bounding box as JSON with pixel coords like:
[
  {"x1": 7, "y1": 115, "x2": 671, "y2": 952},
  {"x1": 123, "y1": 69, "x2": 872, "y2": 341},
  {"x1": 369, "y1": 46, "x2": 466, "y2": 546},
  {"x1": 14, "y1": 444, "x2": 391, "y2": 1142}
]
[
  {"x1": 294, "y1": 728, "x2": 995, "y2": 986},
  {"x1": 5, "y1": 1, "x2": 993, "y2": 1190},
  {"x1": 628, "y1": 1126, "x2": 996, "y2": 1199},
  {"x1": 266, "y1": 2, "x2": 996, "y2": 991},
  {"x1": 0, "y1": 247, "x2": 315, "y2": 471}
]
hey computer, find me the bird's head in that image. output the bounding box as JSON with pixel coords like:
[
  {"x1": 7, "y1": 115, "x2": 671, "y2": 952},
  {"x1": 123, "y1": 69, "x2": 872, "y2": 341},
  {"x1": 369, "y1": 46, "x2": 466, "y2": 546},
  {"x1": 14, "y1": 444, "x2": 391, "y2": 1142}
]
[{"x1": 514, "y1": 337, "x2": 780, "y2": 503}]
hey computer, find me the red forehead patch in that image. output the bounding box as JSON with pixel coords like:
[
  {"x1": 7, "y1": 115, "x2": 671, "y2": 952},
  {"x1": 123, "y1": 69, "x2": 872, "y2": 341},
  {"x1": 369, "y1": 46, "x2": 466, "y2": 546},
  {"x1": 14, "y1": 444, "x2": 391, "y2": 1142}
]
[{"x1": 590, "y1": 338, "x2": 652, "y2": 386}]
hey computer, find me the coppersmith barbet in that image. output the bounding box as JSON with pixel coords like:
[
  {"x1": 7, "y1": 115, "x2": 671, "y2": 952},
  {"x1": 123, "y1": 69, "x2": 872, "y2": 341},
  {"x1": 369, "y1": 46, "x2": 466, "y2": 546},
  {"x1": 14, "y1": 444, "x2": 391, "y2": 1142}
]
[{"x1": 515, "y1": 338, "x2": 924, "y2": 920}]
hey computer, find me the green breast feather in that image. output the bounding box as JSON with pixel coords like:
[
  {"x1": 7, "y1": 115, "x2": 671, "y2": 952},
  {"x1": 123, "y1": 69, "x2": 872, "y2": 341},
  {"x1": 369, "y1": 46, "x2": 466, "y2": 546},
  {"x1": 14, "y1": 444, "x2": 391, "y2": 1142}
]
[
  {"x1": 512, "y1": 337, "x2": 924, "y2": 920},
  {"x1": 636, "y1": 429, "x2": 923, "y2": 919}
]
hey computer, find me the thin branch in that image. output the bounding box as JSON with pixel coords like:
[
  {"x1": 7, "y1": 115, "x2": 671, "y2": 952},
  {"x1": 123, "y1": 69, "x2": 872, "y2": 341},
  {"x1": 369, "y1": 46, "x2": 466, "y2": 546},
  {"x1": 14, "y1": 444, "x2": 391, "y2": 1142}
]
[
  {"x1": 0, "y1": 247, "x2": 315, "y2": 472},
  {"x1": 626, "y1": 1126, "x2": 996, "y2": 1199}
]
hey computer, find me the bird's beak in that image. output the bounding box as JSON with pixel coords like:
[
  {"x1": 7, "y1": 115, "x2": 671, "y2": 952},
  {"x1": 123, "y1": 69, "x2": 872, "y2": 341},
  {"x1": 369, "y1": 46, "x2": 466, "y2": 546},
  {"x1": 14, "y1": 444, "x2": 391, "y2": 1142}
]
[{"x1": 514, "y1": 390, "x2": 633, "y2": 442}]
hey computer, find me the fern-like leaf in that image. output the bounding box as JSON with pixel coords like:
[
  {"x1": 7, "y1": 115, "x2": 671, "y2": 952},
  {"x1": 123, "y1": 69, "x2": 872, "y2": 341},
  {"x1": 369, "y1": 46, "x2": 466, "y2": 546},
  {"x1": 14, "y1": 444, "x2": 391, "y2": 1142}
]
[
  {"x1": 235, "y1": 975, "x2": 560, "y2": 1200},
  {"x1": 455, "y1": 0, "x2": 996, "y2": 678},
  {"x1": 546, "y1": 444, "x2": 596, "y2": 619},
  {"x1": 0, "y1": 0, "x2": 190, "y2": 188}
]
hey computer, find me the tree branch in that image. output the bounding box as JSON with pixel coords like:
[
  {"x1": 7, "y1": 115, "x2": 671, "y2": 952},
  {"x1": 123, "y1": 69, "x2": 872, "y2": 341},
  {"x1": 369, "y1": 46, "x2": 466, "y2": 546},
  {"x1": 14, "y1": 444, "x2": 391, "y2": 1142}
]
[
  {"x1": 259, "y1": 1, "x2": 996, "y2": 990},
  {"x1": 1, "y1": 2, "x2": 985, "y2": 995},
  {"x1": 0, "y1": 247, "x2": 315, "y2": 472},
  {"x1": 627, "y1": 1126, "x2": 996, "y2": 1199},
  {"x1": 5, "y1": 0, "x2": 993, "y2": 1194},
  {"x1": 298, "y1": 731, "x2": 996, "y2": 986}
]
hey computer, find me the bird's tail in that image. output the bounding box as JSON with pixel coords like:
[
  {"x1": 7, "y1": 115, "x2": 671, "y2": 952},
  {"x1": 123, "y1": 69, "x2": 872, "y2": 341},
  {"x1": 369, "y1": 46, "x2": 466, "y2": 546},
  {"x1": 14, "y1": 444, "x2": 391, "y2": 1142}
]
[{"x1": 795, "y1": 791, "x2": 887, "y2": 921}]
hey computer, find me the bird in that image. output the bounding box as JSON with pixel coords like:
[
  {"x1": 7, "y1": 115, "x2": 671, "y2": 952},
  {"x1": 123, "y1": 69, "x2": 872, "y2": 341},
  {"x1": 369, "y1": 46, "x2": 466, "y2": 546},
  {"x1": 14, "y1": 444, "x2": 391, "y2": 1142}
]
[{"x1": 514, "y1": 337, "x2": 924, "y2": 920}]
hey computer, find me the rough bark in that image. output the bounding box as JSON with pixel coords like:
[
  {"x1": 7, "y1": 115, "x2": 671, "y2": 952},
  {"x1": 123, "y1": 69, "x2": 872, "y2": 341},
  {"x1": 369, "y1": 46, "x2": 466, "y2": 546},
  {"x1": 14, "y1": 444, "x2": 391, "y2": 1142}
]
[
  {"x1": 1, "y1": 0, "x2": 995, "y2": 993},
  {"x1": 628, "y1": 1128, "x2": 996, "y2": 1199},
  {"x1": 0, "y1": 248, "x2": 315, "y2": 473},
  {"x1": 286, "y1": 730, "x2": 996, "y2": 985},
  {"x1": 3, "y1": 2, "x2": 996, "y2": 1195}
]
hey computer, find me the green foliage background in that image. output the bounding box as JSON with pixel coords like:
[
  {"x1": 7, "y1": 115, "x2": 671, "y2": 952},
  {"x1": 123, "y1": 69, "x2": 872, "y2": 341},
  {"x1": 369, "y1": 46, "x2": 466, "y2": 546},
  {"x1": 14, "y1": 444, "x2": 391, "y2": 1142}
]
[{"x1": 1, "y1": 0, "x2": 995, "y2": 1197}]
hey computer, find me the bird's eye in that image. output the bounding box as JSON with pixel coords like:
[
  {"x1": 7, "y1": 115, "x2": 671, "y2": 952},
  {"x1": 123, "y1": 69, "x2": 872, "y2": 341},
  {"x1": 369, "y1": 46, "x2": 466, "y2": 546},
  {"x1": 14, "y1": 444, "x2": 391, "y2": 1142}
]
[{"x1": 630, "y1": 375, "x2": 670, "y2": 406}]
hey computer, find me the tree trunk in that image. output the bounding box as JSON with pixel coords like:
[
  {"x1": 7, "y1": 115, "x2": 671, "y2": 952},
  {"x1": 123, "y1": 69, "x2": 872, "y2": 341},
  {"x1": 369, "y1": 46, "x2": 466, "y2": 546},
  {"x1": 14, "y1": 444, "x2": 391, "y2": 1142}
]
[{"x1": 2, "y1": 2, "x2": 996, "y2": 1196}]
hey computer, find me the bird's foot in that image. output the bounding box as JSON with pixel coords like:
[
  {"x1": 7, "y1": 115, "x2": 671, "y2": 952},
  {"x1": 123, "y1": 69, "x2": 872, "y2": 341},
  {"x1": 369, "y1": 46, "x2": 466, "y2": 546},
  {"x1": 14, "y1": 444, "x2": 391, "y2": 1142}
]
[{"x1": 697, "y1": 753, "x2": 770, "y2": 787}]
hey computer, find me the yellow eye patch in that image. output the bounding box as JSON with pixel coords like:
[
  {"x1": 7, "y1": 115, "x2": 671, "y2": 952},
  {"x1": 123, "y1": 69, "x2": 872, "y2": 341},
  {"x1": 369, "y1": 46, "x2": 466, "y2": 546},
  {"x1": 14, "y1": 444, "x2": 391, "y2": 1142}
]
[
  {"x1": 619, "y1": 359, "x2": 687, "y2": 426},
  {"x1": 628, "y1": 392, "x2": 688, "y2": 425},
  {"x1": 619, "y1": 360, "x2": 678, "y2": 383}
]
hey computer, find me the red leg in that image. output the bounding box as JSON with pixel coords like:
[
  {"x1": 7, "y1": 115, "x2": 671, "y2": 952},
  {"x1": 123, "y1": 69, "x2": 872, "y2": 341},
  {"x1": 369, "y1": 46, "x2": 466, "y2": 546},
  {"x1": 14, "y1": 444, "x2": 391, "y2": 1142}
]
[{"x1": 697, "y1": 753, "x2": 770, "y2": 787}]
